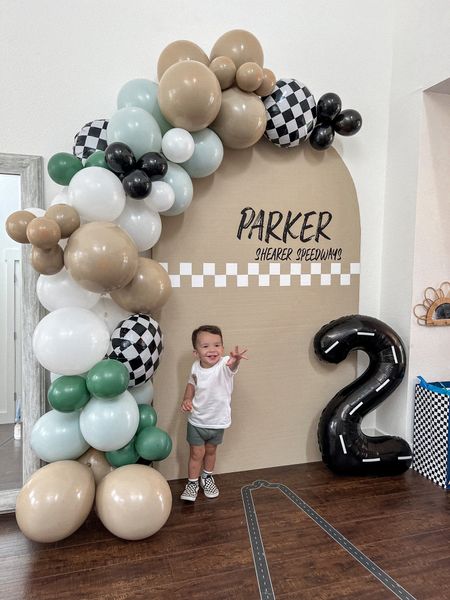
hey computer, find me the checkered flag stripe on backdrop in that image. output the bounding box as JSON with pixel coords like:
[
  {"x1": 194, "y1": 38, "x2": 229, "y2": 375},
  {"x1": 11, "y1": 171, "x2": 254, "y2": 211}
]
[
  {"x1": 107, "y1": 314, "x2": 163, "y2": 387},
  {"x1": 264, "y1": 79, "x2": 317, "y2": 148},
  {"x1": 73, "y1": 119, "x2": 109, "y2": 160},
  {"x1": 412, "y1": 384, "x2": 450, "y2": 489},
  {"x1": 158, "y1": 262, "x2": 360, "y2": 288}
]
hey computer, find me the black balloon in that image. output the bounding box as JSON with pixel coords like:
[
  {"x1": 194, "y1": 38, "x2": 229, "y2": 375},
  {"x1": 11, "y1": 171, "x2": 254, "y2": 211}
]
[
  {"x1": 105, "y1": 142, "x2": 136, "y2": 175},
  {"x1": 122, "y1": 169, "x2": 152, "y2": 199},
  {"x1": 309, "y1": 124, "x2": 335, "y2": 151},
  {"x1": 333, "y1": 109, "x2": 362, "y2": 136},
  {"x1": 317, "y1": 93, "x2": 342, "y2": 121},
  {"x1": 314, "y1": 315, "x2": 412, "y2": 476},
  {"x1": 136, "y1": 152, "x2": 168, "y2": 181}
]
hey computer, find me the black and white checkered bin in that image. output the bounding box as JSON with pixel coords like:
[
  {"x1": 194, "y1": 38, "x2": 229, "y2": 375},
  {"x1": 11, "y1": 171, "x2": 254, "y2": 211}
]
[{"x1": 412, "y1": 376, "x2": 450, "y2": 489}]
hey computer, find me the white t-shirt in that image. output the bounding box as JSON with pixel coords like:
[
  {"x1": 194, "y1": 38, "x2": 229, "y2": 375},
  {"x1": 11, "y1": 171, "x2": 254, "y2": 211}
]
[{"x1": 187, "y1": 356, "x2": 237, "y2": 429}]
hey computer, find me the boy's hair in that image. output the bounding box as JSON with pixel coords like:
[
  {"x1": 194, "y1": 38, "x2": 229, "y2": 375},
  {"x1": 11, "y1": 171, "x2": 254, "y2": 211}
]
[{"x1": 192, "y1": 325, "x2": 223, "y2": 348}]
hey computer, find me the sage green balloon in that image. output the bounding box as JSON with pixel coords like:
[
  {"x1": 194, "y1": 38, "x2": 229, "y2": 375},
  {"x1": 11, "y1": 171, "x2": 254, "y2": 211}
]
[
  {"x1": 47, "y1": 375, "x2": 90, "y2": 412},
  {"x1": 105, "y1": 438, "x2": 139, "y2": 467},
  {"x1": 48, "y1": 153, "x2": 83, "y2": 185},
  {"x1": 117, "y1": 79, "x2": 172, "y2": 135},
  {"x1": 107, "y1": 106, "x2": 162, "y2": 160},
  {"x1": 85, "y1": 150, "x2": 109, "y2": 170},
  {"x1": 86, "y1": 359, "x2": 130, "y2": 398},
  {"x1": 137, "y1": 404, "x2": 157, "y2": 433},
  {"x1": 181, "y1": 129, "x2": 224, "y2": 178},
  {"x1": 135, "y1": 426, "x2": 172, "y2": 461}
]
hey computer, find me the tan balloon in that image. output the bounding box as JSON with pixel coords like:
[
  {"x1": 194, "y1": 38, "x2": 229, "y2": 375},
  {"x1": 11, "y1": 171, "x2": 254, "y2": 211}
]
[
  {"x1": 95, "y1": 464, "x2": 172, "y2": 540},
  {"x1": 255, "y1": 68, "x2": 277, "y2": 97},
  {"x1": 46, "y1": 204, "x2": 80, "y2": 238},
  {"x1": 15, "y1": 461, "x2": 95, "y2": 543},
  {"x1": 157, "y1": 39, "x2": 209, "y2": 81},
  {"x1": 158, "y1": 60, "x2": 222, "y2": 132},
  {"x1": 209, "y1": 56, "x2": 236, "y2": 90},
  {"x1": 64, "y1": 221, "x2": 139, "y2": 293},
  {"x1": 78, "y1": 448, "x2": 115, "y2": 485},
  {"x1": 5, "y1": 210, "x2": 35, "y2": 243},
  {"x1": 210, "y1": 87, "x2": 266, "y2": 149},
  {"x1": 110, "y1": 257, "x2": 171, "y2": 314},
  {"x1": 210, "y1": 29, "x2": 264, "y2": 70},
  {"x1": 32, "y1": 244, "x2": 64, "y2": 275},
  {"x1": 26, "y1": 217, "x2": 61, "y2": 249},
  {"x1": 236, "y1": 62, "x2": 264, "y2": 93}
]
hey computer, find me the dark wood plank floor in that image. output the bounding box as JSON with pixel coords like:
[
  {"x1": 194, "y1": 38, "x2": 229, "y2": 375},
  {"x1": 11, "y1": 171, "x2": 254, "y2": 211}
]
[{"x1": 1, "y1": 462, "x2": 450, "y2": 599}]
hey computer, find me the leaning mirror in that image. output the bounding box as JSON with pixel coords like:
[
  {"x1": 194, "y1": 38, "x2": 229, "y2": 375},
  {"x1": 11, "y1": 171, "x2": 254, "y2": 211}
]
[{"x1": 0, "y1": 153, "x2": 46, "y2": 513}]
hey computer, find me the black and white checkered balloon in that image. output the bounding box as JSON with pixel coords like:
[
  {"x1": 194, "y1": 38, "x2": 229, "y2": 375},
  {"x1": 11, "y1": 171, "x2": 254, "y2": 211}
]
[
  {"x1": 107, "y1": 314, "x2": 163, "y2": 387},
  {"x1": 264, "y1": 79, "x2": 317, "y2": 148},
  {"x1": 73, "y1": 119, "x2": 109, "y2": 160}
]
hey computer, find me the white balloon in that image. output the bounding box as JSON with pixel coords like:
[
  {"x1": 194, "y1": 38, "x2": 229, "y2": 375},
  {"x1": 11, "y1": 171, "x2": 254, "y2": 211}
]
[
  {"x1": 27, "y1": 207, "x2": 46, "y2": 217},
  {"x1": 32, "y1": 307, "x2": 110, "y2": 375},
  {"x1": 51, "y1": 371, "x2": 87, "y2": 381},
  {"x1": 68, "y1": 167, "x2": 126, "y2": 222},
  {"x1": 80, "y1": 391, "x2": 139, "y2": 452},
  {"x1": 129, "y1": 379, "x2": 154, "y2": 405},
  {"x1": 162, "y1": 128, "x2": 195, "y2": 163},
  {"x1": 91, "y1": 296, "x2": 131, "y2": 334},
  {"x1": 37, "y1": 268, "x2": 101, "y2": 311},
  {"x1": 115, "y1": 197, "x2": 162, "y2": 251},
  {"x1": 144, "y1": 181, "x2": 175, "y2": 213},
  {"x1": 50, "y1": 186, "x2": 70, "y2": 206}
]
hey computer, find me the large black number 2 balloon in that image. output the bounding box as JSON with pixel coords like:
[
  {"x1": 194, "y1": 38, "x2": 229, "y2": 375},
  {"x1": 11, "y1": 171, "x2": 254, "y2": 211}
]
[{"x1": 314, "y1": 315, "x2": 412, "y2": 475}]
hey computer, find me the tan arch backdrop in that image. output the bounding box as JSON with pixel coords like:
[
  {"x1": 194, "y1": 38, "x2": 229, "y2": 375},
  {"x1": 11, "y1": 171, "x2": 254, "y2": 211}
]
[{"x1": 152, "y1": 139, "x2": 360, "y2": 480}]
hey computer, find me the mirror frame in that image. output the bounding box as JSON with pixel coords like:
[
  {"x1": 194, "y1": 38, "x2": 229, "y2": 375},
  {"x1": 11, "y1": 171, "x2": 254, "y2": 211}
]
[{"x1": 0, "y1": 153, "x2": 46, "y2": 513}]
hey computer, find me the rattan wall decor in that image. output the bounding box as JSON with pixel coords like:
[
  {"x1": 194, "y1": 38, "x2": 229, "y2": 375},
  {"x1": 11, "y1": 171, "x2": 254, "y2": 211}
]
[{"x1": 413, "y1": 282, "x2": 450, "y2": 326}]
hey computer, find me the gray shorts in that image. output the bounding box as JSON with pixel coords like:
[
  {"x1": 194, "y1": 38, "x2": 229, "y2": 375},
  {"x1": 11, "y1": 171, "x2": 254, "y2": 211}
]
[{"x1": 187, "y1": 422, "x2": 224, "y2": 446}]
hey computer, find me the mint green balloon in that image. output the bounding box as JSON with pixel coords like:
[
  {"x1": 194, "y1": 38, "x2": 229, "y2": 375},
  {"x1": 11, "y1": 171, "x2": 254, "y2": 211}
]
[
  {"x1": 181, "y1": 129, "x2": 224, "y2": 178},
  {"x1": 117, "y1": 79, "x2": 172, "y2": 136},
  {"x1": 105, "y1": 438, "x2": 139, "y2": 467},
  {"x1": 137, "y1": 404, "x2": 157, "y2": 433},
  {"x1": 80, "y1": 391, "x2": 139, "y2": 452},
  {"x1": 107, "y1": 106, "x2": 162, "y2": 160},
  {"x1": 85, "y1": 150, "x2": 110, "y2": 170},
  {"x1": 152, "y1": 101, "x2": 173, "y2": 136},
  {"x1": 31, "y1": 409, "x2": 89, "y2": 462},
  {"x1": 160, "y1": 161, "x2": 193, "y2": 216},
  {"x1": 135, "y1": 426, "x2": 172, "y2": 461}
]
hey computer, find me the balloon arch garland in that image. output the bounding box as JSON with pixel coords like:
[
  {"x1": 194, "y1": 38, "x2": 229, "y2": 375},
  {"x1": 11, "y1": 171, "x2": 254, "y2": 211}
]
[{"x1": 5, "y1": 29, "x2": 361, "y2": 543}]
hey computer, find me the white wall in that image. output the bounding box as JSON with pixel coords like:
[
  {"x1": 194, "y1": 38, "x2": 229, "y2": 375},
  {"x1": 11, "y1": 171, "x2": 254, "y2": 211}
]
[
  {"x1": 377, "y1": 0, "x2": 450, "y2": 440},
  {"x1": 3, "y1": 1, "x2": 447, "y2": 444},
  {"x1": 409, "y1": 92, "x2": 450, "y2": 388}
]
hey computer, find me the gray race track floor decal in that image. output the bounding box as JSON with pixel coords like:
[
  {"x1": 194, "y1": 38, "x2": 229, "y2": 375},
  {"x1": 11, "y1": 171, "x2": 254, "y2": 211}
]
[{"x1": 241, "y1": 480, "x2": 416, "y2": 600}]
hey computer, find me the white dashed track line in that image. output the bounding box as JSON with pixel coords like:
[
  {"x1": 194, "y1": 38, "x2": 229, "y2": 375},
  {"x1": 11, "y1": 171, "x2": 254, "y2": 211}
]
[{"x1": 241, "y1": 480, "x2": 416, "y2": 600}]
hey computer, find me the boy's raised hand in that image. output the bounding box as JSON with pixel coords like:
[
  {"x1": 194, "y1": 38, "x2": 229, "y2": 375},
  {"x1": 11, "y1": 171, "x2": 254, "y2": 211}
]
[{"x1": 226, "y1": 346, "x2": 248, "y2": 371}]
